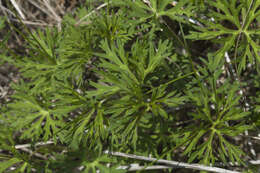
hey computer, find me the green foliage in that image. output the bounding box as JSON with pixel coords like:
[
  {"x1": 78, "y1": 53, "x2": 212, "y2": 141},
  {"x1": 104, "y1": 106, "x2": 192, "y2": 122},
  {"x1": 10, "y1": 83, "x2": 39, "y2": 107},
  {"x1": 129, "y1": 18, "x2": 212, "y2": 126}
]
[
  {"x1": 8, "y1": 81, "x2": 66, "y2": 141},
  {"x1": 0, "y1": 0, "x2": 259, "y2": 172},
  {"x1": 0, "y1": 115, "x2": 36, "y2": 172},
  {"x1": 116, "y1": 0, "x2": 194, "y2": 22},
  {"x1": 186, "y1": 0, "x2": 260, "y2": 73},
  {"x1": 183, "y1": 56, "x2": 251, "y2": 165}
]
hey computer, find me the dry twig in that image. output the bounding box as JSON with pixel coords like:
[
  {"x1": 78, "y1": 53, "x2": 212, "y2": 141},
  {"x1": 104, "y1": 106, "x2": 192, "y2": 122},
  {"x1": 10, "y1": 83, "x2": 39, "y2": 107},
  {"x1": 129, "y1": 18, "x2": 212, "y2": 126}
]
[
  {"x1": 10, "y1": 18, "x2": 52, "y2": 26},
  {"x1": 42, "y1": 0, "x2": 62, "y2": 30},
  {"x1": 15, "y1": 141, "x2": 54, "y2": 149},
  {"x1": 10, "y1": 0, "x2": 25, "y2": 19},
  {"x1": 27, "y1": 0, "x2": 54, "y2": 18},
  {"x1": 75, "y1": 2, "x2": 109, "y2": 26},
  {"x1": 13, "y1": 141, "x2": 260, "y2": 172},
  {"x1": 104, "y1": 150, "x2": 241, "y2": 173},
  {"x1": 117, "y1": 164, "x2": 172, "y2": 171},
  {"x1": 20, "y1": 147, "x2": 48, "y2": 160},
  {"x1": 42, "y1": 0, "x2": 61, "y2": 22}
]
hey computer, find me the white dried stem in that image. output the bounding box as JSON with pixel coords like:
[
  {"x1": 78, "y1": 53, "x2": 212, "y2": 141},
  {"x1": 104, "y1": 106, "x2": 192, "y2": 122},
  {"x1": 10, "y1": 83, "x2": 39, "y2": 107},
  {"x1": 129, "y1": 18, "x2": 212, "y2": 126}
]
[
  {"x1": 20, "y1": 147, "x2": 48, "y2": 160},
  {"x1": 15, "y1": 141, "x2": 54, "y2": 149},
  {"x1": 75, "y1": 2, "x2": 109, "y2": 26},
  {"x1": 10, "y1": 18, "x2": 51, "y2": 26},
  {"x1": 27, "y1": 0, "x2": 53, "y2": 18},
  {"x1": 42, "y1": 0, "x2": 62, "y2": 30},
  {"x1": 42, "y1": 0, "x2": 61, "y2": 22},
  {"x1": 104, "y1": 150, "x2": 241, "y2": 173},
  {"x1": 249, "y1": 160, "x2": 260, "y2": 165},
  {"x1": 10, "y1": 0, "x2": 25, "y2": 19},
  {"x1": 0, "y1": 1, "x2": 12, "y2": 23},
  {"x1": 117, "y1": 164, "x2": 172, "y2": 171}
]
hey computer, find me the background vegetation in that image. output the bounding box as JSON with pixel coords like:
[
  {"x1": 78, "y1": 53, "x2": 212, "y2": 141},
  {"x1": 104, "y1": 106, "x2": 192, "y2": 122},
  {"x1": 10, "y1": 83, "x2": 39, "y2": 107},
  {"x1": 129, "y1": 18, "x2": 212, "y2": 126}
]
[{"x1": 0, "y1": 0, "x2": 259, "y2": 172}]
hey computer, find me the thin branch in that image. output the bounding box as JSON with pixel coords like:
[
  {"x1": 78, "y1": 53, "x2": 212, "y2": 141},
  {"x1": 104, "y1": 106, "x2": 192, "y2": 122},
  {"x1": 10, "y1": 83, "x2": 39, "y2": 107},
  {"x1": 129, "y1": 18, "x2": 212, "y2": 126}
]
[
  {"x1": 75, "y1": 2, "x2": 109, "y2": 26},
  {"x1": 55, "y1": 0, "x2": 65, "y2": 15},
  {"x1": 42, "y1": 0, "x2": 62, "y2": 22},
  {"x1": 249, "y1": 160, "x2": 260, "y2": 165},
  {"x1": 117, "y1": 164, "x2": 172, "y2": 171},
  {"x1": 0, "y1": 86, "x2": 8, "y2": 98},
  {"x1": 0, "y1": 0, "x2": 22, "y2": 44},
  {"x1": 242, "y1": 135, "x2": 260, "y2": 141},
  {"x1": 42, "y1": 0, "x2": 62, "y2": 30},
  {"x1": 0, "y1": 0, "x2": 13, "y2": 23},
  {"x1": 10, "y1": 18, "x2": 52, "y2": 26},
  {"x1": 15, "y1": 141, "x2": 54, "y2": 149},
  {"x1": 27, "y1": 0, "x2": 54, "y2": 19},
  {"x1": 20, "y1": 147, "x2": 48, "y2": 160},
  {"x1": 13, "y1": 141, "x2": 260, "y2": 170},
  {"x1": 104, "y1": 151, "x2": 241, "y2": 173},
  {"x1": 9, "y1": 0, "x2": 25, "y2": 19}
]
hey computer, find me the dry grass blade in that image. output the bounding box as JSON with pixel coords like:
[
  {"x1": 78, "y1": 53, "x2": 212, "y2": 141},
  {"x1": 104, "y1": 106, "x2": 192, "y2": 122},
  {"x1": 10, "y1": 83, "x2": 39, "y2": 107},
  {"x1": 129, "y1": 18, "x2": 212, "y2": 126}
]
[
  {"x1": 75, "y1": 2, "x2": 109, "y2": 26},
  {"x1": 20, "y1": 147, "x2": 48, "y2": 160},
  {"x1": 10, "y1": 18, "x2": 52, "y2": 26},
  {"x1": 10, "y1": 0, "x2": 25, "y2": 19},
  {"x1": 42, "y1": 0, "x2": 62, "y2": 30},
  {"x1": 42, "y1": 0, "x2": 61, "y2": 22},
  {"x1": 27, "y1": 0, "x2": 54, "y2": 18}
]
